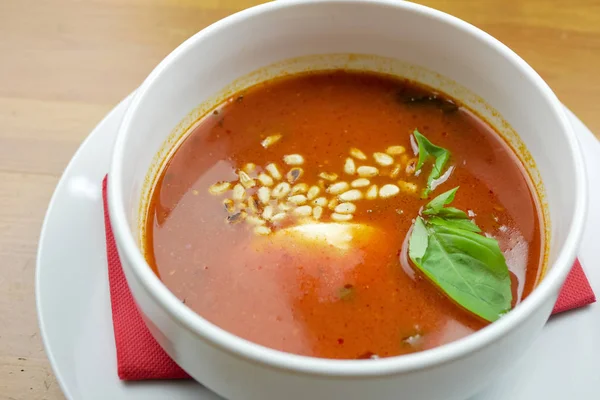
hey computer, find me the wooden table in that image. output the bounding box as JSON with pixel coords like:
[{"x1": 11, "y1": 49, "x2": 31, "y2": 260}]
[{"x1": 1, "y1": 1, "x2": 598, "y2": 398}]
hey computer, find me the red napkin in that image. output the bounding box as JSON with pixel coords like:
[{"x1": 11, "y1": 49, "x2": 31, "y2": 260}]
[{"x1": 102, "y1": 177, "x2": 595, "y2": 381}]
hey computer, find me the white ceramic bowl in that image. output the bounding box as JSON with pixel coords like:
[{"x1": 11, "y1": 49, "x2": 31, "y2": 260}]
[{"x1": 108, "y1": 1, "x2": 587, "y2": 399}]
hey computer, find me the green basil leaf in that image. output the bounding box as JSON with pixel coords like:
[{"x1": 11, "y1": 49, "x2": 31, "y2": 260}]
[
  {"x1": 423, "y1": 187, "x2": 458, "y2": 215},
  {"x1": 408, "y1": 187, "x2": 511, "y2": 322},
  {"x1": 429, "y1": 216, "x2": 481, "y2": 233},
  {"x1": 409, "y1": 216, "x2": 429, "y2": 259},
  {"x1": 413, "y1": 130, "x2": 451, "y2": 197}
]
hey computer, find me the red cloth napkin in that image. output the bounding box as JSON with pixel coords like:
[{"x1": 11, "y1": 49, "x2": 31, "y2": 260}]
[{"x1": 102, "y1": 177, "x2": 595, "y2": 381}]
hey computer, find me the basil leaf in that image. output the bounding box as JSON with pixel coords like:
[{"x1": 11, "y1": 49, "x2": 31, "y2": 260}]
[
  {"x1": 408, "y1": 187, "x2": 511, "y2": 322},
  {"x1": 413, "y1": 130, "x2": 451, "y2": 197},
  {"x1": 409, "y1": 216, "x2": 429, "y2": 259},
  {"x1": 429, "y1": 216, "x2": 481, "y2": 233},
  {"x1": 423, "y1": 187, "x2": 458, "y2": 214}
]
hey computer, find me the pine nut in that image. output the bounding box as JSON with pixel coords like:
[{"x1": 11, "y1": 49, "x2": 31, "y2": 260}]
[
  {"x1": 307, "y1": 186, "x2": 320, "y2": 200},
  {"x1": 350, "y1": 147, "x2": 367, "y2": 160},
  {"x1": 379, "y1": 184, "x2": 400, "y2": 198},
  {"x1": 313, "y1": 197, "x2": 328, "y2": 207},
  {"x1": 351, "y1": 178, "x2": 370, "y2": 188},
  {"x1": 292, "y1": 183, "x2": 309, "y2": 195},
  {"x1": 232, "y1": 183, "x2": 246, "y2": 201},
  {"x1": 335, "y1": 202, "x2": 356, "y2": 214},
  {"x1": 288, "y1": 194, "x2": 308, "y2": 205},
  {"x1": 366, "y1": 185, "x2": 378, "y2": 200},
  {"x1": 209, "y1": 181, "x2": 231, "y2": 195},
  {"x1": 327, "y1": 181, "x2": 350, "y2": 195},
  {"x1": 286, "y1": 167, "x2": 304, "y2": 183},
  {"x1": 294, "y1": 205, "x2": 313, "y2": 216},
  {"x1": 257, "y1": 173, "x2": 274, "y2": 187},
  {"x1": 313, "y1": 206, "x2": 323, "y2": 220},
  {"x1": 373, "y1": 152, "x2": 394, "y2": 166},
  {"x1": 257, "y1": 186, "x2": 271, "y2": 204},
  {"x1": 262, "y1": 205, "x2": 274, "y2": 220},
  {"x1": 266, "y1": 163, "x2": 282, "y2": 180},
  {"x1": 254, "y1": 226, "x2": 272, "y2": 236},
  {"x1": 283, "y1": 154, "x2": 304, "y2": 165},
  {"x1": 386, "y1": 145, "x2": 406, "y2": 155},
  {"x1": 261, "y1": 134, "x2": 283, "y2": 149},
  {"x1": 344, "y1": 158, "x2": 356, "y2": 175},
  {"x1": 332, "y1": 213, "x2": 353, "y2": 222},
  {"x1": 223, "y1": 198, "x2": 235, "y2": 213},
  {"x1": 319, "y1": 172, "x2": 338, "y2": 181},
  {"x1": 357, "y1": 166, "x2": 379, "y2": 177},
  {"x1": 272, "y1": 182, "x2": 291, "y2": 199},
  {"x1": 398, "y1": 180, "x2": 418, "y2": 193},
  {"x1": 239, "y1": 171, "x2": 256, "y2": 189},
  {"x1": 339, "y1": 189, "x2": 363, "y2": 202},
  {"x1": 243, "y1": 163, "x2": 257, "y2": 174},
  {"x1": 246, "y1": 215, "x2": 266, "y2": 226}
]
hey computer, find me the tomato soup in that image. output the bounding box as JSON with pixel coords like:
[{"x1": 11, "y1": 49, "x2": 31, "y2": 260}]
[{"x1": 144, "y1": 71, "x2": 543, "y2": 359}]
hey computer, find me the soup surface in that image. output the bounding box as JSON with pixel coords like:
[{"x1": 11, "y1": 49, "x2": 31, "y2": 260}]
[{"x1": 145, "y1": 70, "x2": 543, "y2": 359}]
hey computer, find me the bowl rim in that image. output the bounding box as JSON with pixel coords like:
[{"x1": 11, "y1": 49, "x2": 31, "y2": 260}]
[{"x1": 108, "y1": 0, "x2": 587, "y2": 377}]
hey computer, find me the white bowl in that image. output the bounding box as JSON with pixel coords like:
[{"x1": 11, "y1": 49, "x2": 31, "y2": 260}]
[{"x1": 108, "y1": 1, "x2": 587, "y2": 399}]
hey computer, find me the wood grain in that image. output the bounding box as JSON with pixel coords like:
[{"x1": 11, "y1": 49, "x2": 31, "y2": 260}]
[{"x1": 0, "y1": 1, "x2": 598, "y2": 399}]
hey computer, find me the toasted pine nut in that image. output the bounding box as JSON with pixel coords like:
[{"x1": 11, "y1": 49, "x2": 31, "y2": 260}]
[
  {"x1": 366, "y1": 185, "x2": 378, "y2": 200},
  {"x1": 357, "y1": 166, "x2": 379, "y2": 177},
  {"x1": 335, "y1": 202, "x2": 356, "y2": 214},
  {"x1": 351, "y1": 178, "x2": 370, "y2": 188},
  {"x1": 332, "y1": 213, "x2": 353, "y2": 222},
  {"x1": 327, "y1": 181, "x2": 350, "y2": 195},
  {"x1": 288, "y1": 194, "x2": 308, "y2": 205},
  {"x1": 292, "y1": 183, "x2": 309, "y2": 195},
  {"x1": 313, "y1": 206, "x2": 323, "y2": 220},
  {"x1": 283, "y1": 154, "x2": 304, "y2": 165},
  {"x1": 294, "y1": 205, "x2": 313, "y2": 216},
  {"x1": 328, "y1": 198, "x2": 339, "y2": 210},
  {"x1": 247, "y1": 195, "x2": 259, "y2": 213},
  {"x1": 386, "y1": 146, "x2": 406, "y2": 155},
  {"x1": 243, "y1": 163, "x2": 257, "y2": 174},
  {"x1": 271, "y1": 212, "x2": 287, "y2": 222},
  {"x1": 226, "y1": 210, "x2": 246, "y2": 224},
  {"x1": 261, "y1": 134, "x2": 283, "y2": 149},
  {"x1": 379, "y1": 184, "x2": 400, "y2": 198},
  {"x1": 286, "y1": 167, "x2": 304, "y2": 183},
  {"x1": 339, "y1": 189, "x2": 363, "y2": 202},
  {"x1": 223, "y1": 198, "x2": 235, "y2": 213},
  {"x1": 239, "y1": 171, "x2": 256, "y2": 189},
  {"x1": 257, "y1": 173, "x2": 274, "y2": 187},
  {"x1": 266, "y1": 163, "x2": 282, "y2": 180},
  {"x1": 232, "y1": 183, "x2": 246, "y2": 201},
  {"x1": 350, "y1": 148, "x2": 367, "y2": 160},
  {"x1": 373, "y1": 152, "x2": 394, "y2": 167},
  {"x1": 272, "y1": 182, "x2": 291, "y2": 199},
  {"x1": 319, "y1": 172, "x2": 338, "y2": 182},
  {"x1": 254, "y1": 226, "x2": 272, "y2": 236},
  {"x1": 257, "y1": 186, "x2": 271, "y2": 204},
  {"x1": 313, "y1": 197, "x2": 328, "y2": 207},
  {"x1": 344, "y1": 158, "x2": 356, "y2": 175},
  {"x1": 398, "y1": 180, "x2": 418, "y2": 193},
  {"x1": 209, "y1": 181, "x2": 231, "y2": 195},
  {"x1": 307, "y1": 186, "x2": 320, "y2": 200},
  {"x1": 246, "y1": 215, "x2": 266, "y2": 226},
  {"x1": 262, "y1": 205, "x2": 274, "y2": 220}
]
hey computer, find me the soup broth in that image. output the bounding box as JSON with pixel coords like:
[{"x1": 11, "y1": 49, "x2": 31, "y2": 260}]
[{"x1": 144, "y1": 71, "x2": 543, "y2": 359}]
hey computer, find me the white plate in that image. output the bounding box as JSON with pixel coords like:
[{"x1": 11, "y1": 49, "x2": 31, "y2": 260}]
[{"x1": 36, "y1": 95, "x2": 599, "y2": 400}]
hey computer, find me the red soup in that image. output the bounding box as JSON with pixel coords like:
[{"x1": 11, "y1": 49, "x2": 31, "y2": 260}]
[{"x1": 145, "y1": 71, "x2": 544, "y2": 359}]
